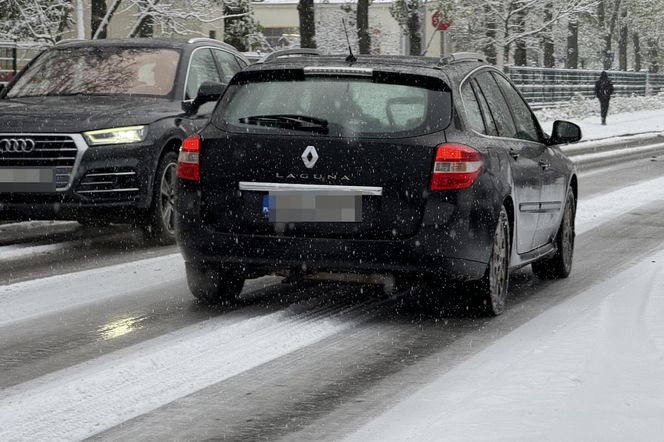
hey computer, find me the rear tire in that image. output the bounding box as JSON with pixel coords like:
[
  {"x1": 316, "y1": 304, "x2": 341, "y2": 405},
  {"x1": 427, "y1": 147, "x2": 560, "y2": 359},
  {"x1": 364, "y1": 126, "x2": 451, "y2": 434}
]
[
  {"x1": 143, "y1": 151, "x2": 178, "y2": 245},
  {"x1": 467, "y1": 206, "x2": 511, "y2": 316},
  {"x1": 532, "y1": 188, "x2": 576, "y2": 280},
  {"x1": 186, "y1": 262, "x2": 245, "y2": 304}
]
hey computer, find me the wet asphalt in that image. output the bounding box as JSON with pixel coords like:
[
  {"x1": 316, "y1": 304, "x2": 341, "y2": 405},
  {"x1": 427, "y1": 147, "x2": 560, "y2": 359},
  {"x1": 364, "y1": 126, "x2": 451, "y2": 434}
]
[{"x1": 1, "y1": 156, "x2": 664, "y2": 441}]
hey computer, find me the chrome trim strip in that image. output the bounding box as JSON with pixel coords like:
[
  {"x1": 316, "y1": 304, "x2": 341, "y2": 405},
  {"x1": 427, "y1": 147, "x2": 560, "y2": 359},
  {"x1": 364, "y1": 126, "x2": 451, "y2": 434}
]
[
  {"x1": 85, "y1": 171, "x2": 136, "y2": 177},
  {"x1": 1, "y1": 157, "x2": 77, "y2": 161},
  {"x1": 77, "y1": 188, "x2": 139, "y2": 194},
  {"x1": 239, "y1": 181, "x2": 383, "y2": 196}
]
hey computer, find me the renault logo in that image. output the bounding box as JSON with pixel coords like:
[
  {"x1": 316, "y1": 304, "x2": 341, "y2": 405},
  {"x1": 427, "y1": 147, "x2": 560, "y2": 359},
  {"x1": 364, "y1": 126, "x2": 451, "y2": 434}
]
[
  {"x1": 301, "y1": 145, "x2": 318, "y2": 169},
  {"x1": 0, "y1": 138, "x2": 36, "y2": 153}
]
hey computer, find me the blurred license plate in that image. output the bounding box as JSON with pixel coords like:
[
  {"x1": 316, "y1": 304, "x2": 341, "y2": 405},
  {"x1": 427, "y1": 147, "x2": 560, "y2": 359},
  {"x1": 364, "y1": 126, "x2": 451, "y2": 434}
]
[
  {"x1": 262, "y1": 191, "x2": 362, "y2": 222},
  {"x1": 0, "y1": 168, "x2": 56, "y2": 192}
]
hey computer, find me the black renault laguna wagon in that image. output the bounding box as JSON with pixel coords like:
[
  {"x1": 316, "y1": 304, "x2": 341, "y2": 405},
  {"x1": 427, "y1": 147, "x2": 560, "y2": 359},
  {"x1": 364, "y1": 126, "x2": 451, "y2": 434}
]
[{"x1": 175, "y1": 51, "x2": 581, "y2": 315}]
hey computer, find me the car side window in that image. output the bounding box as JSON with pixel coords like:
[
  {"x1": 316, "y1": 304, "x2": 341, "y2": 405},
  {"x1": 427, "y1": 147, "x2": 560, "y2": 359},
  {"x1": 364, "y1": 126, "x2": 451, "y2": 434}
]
[
  {"x1": 475, "y1": 72, "x2": 518, "y2": 139},
  {"x1": 185, "y1": 48, "x2": 222, "y2": 100},
  {"x1": 461, "y1": 82, "x2": 486, "y2": 134},
  {"x1": 492, "y1": 72, "x2": 542, "y2": 143},
  {"x1": 471, "y1": 79, "x2": 499, "y2": 136},
  {"x1": 212, "y1": 49, "x2": 243, "y2": 83}
]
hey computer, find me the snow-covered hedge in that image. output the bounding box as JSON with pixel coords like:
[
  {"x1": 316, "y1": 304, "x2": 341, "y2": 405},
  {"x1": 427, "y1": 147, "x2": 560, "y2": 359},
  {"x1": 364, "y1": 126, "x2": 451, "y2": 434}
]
[{"x1": 535, "y1": 93, "x2": 664, "y2": 121}]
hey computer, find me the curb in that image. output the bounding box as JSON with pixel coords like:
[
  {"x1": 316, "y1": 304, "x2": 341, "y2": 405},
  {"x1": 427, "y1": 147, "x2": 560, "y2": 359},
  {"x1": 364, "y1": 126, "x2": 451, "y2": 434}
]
[{"x1": 562, "y1": 132, "x2": 664, "y2": 170}]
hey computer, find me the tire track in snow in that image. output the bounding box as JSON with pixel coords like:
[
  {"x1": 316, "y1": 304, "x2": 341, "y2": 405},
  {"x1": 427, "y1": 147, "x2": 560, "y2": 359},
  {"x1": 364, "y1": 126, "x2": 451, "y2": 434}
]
[{"x1": 0, "y1": 285, "x2": 395, "y2": 441}]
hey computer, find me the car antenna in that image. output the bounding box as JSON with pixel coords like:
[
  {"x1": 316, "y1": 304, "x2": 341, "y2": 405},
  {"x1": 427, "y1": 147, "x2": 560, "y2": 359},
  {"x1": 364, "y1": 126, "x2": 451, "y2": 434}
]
[{"x1": 342, "y1": 19, "x2": 357, "y2": 64}]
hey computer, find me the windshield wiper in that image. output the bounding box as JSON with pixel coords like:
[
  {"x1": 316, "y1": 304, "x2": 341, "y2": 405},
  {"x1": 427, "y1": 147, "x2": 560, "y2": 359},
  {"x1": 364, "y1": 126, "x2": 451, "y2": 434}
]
[
  {"x1": 46, "y1": 92, "x2": 114, "y2": 97},
  {"x1": 239, "y1": 114, "x2": 329, "y2": 132}
]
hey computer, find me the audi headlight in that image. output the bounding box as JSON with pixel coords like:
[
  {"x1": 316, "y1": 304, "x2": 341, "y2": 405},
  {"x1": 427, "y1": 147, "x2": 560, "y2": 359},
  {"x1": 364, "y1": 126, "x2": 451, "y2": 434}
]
[{"x1": 83, "y1": 126, "x2": 147, "y2": 146}]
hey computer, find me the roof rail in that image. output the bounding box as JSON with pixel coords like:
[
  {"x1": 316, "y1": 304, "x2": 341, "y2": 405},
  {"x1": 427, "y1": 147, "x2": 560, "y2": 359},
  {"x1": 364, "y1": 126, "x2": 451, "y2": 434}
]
[
  {"x1": 55, "y1": 39, "x2": 83, "y2": 46},
  {"x1": 187, "y1": 37, "x2": 238, "y2": 52},
  {"x1": 261, "y1": 48, "x2": 321, "y2": 63},
  {"x1": 438, "y1": 52, "x2": 487, "y2": 66}
]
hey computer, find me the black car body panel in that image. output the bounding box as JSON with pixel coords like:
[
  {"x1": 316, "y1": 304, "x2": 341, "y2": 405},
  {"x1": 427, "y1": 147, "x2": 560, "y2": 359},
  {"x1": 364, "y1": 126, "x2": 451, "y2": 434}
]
[{"x1": 175, "y1": 54, "x2": 578, "y2": 284}]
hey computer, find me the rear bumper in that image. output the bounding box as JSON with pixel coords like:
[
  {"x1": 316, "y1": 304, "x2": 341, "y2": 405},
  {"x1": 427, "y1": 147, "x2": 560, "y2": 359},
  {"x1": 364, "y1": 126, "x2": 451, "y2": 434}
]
[{"x1": 176, "y1": 218, "x2": 489, "y2": 281}]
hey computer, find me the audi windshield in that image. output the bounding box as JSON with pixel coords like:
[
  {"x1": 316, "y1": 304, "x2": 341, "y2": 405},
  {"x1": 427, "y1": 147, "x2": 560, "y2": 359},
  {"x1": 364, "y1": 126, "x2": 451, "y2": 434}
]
[{"x1": 5, "y1": 47, "x2": 181, "y2": 98}]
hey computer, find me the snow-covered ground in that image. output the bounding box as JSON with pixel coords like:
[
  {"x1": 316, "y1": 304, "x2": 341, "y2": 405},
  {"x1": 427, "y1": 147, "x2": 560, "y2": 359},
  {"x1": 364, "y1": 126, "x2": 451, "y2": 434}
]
[
  {"x1": 346, "y1": 247, "x2": 664, "y2": 441},
  {"x1": 542, "y1": 107, "x2": 664, "y2": 141},
  {"x1": 3, "y1": 165, "x2": 664, "y2": 440}
]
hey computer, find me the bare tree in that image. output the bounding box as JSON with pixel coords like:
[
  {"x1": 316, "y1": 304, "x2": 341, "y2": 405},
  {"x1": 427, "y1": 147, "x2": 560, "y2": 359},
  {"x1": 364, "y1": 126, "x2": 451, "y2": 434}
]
[
  {"x1": 357, "y1": 0, "x2": 370, "y2": 54},
  {"x1": 298, "y1": 0, "x2": 316, "y2": 48},
  {"x1": 0, "y1": 0, "x2": 72, "y2": 43},
  {"x1": 566, "y1": 19, "x2": 579, "y2": 68},
  {"x1": 390, "y1": 0, "x2": 424, "y2": 55},
  {"x1": 542, "y1": 2, "x2": 555, "y2": 67}
]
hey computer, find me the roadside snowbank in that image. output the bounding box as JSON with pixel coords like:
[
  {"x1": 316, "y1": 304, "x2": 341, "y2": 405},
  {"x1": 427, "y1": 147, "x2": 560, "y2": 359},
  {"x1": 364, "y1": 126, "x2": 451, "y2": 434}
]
[{"x1": 346, "y1": 248, "x2": 664, "y2": 441}]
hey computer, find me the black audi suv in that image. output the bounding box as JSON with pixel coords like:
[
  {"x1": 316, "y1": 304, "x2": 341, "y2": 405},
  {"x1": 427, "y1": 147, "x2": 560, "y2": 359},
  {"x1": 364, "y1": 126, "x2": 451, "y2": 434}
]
[
  {"x1": 0, "y1": 38, "x2": 248, "y2": 243},
  {"x1": 175, "y1": 51, "x2": 581, "y2": 315}
]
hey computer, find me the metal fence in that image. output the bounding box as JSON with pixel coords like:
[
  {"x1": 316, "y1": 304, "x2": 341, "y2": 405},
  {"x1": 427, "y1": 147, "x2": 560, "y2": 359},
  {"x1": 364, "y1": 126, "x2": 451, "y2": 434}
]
[{"x1": 505, "y1": 66, "x2": 664, "y2": 108}]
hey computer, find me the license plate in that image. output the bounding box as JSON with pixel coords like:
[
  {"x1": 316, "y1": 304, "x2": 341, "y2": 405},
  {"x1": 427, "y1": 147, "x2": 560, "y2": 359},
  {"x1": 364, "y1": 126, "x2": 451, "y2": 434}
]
[
  {"x1": 0, "y1": 168, "x2": 56, "y2": 192},
  {"x1": 263, "y1": 191, "x2": 362, "y2": 222}
]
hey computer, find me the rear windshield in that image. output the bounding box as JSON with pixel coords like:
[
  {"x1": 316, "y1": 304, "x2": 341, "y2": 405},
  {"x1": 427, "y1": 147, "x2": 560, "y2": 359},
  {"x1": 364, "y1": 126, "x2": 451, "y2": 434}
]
[
  {"x1": 6, "y1": 47, "x2": 180, "y2": 98},
  {"x1": 213, "y1": 72, "x2": 452, "y2": 138}
]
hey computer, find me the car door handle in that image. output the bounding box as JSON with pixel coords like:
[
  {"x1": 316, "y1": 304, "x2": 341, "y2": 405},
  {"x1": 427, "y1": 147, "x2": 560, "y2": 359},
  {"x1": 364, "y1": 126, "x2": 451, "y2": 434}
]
[
  {"x1": 538, "y1": 160, "x2": 550, "y2": 170},
  {"x1": 509, "y1": 148, "x2": 520, "y2": 160}
]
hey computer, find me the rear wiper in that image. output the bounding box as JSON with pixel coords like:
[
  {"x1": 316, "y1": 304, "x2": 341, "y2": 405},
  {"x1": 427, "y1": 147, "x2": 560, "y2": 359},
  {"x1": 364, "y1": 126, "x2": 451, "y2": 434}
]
[{"x1": 239, "y1": 114, "x2": 329, "y2": 132}]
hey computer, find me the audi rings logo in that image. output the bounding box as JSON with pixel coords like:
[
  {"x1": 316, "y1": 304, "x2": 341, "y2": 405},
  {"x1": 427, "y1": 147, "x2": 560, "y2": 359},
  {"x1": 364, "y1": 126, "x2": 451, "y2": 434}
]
[{"x1": 0, "y1": 138, "x2": 36, "y2": 153}]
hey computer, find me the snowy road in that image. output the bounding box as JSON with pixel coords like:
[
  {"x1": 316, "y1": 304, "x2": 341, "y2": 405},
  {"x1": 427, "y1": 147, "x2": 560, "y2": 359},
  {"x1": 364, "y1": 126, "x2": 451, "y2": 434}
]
[{"x1": 1, "y1": 155, "x2": 664, "y2": 441}]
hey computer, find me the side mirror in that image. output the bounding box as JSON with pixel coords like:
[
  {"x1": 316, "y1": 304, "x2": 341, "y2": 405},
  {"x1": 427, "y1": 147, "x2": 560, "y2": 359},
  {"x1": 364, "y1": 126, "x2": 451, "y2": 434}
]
[
  {"x1": 549, "y1": 120, "x2": 582, "y2": 145},
  {"x1": 182, "y1": 81, "x2": 227, "y2": 115}
]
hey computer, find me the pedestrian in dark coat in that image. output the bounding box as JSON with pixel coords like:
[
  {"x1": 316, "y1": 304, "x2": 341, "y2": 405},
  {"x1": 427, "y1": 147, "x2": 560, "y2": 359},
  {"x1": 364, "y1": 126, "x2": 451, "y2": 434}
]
[{"x1": 595, "y1": 71, "x2": 614, "y2": 125}]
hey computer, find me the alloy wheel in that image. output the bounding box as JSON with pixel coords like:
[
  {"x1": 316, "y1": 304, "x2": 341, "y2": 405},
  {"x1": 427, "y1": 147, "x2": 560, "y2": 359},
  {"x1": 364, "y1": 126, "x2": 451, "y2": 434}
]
[{"x1": 159, "y1": 162, "x2": 177, "y2": 235}]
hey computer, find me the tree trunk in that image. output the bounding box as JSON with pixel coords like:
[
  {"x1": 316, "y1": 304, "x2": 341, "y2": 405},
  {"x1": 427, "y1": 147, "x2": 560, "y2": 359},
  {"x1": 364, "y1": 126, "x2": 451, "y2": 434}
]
[
  {"x1": 599, "y1": 0, "x2": 622, "y2": 70},
  {"x1": 542, "y1": 3, "x2": 555, "y2": 68},
  {"x1": 618, "y1": 10, "x2": 628, "y2": 70},
  {"x1": 406, "y1": 6, "x2": 422, "y2": 56},
  {"x1": 91, "y1": 0, "x2": 108, "y2": 39},
  {"x1": 298, "y1": 0, "x2": 316, "y2": 48},
  {"x1": 633, "y1": 33, "x2": 641, "y2": 72},
  {"x1": 357, "y1": 0, "x2": 370, "y2": 54},
  {"x1": 566, "y1": 20, "x2": 578, "y2": 69},
  {"x1": 647, "y1": 38, "x2": 659, "y2": 73},
  {"x1": 135, "y1": 15, "x2": 154, "y2": 38},
  {"x1": 93, "y1": 0, "x2": 122, "y2": 40},
  {"x1": 513, "y1": 9, "x2": 527, "y2": 66},
  {"x1": 483, "y1": 5, "x2": 497, "y2": 64},
  {"x1": 75, "y1": 0, "x2": 85, "y2": 39}
]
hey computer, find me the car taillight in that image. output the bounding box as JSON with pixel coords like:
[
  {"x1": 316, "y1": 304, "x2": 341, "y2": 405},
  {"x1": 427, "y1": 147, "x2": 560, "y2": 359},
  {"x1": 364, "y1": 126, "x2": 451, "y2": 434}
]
[
  {"x1": 176, "y1": 135, "x2": 200, "y2": 181},
  {"x1": 429, "y1": 143, "x2": 483, "y2": 191}
]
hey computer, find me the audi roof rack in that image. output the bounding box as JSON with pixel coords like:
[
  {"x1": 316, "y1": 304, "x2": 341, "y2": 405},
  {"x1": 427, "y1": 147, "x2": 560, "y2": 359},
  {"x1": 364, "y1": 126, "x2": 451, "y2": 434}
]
[
  {"x1": 187, "y1": 37, "x2": 238, "y2": 52},
  {"x1": 438, "y1": 52, "x2": 487, "y2": 66},
  {"x1": 55, "y1": 39, "x2": 83, "y2": 45},
  {"x1": 261, "y1": 48, "x2": 321, "y2": 63}
]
